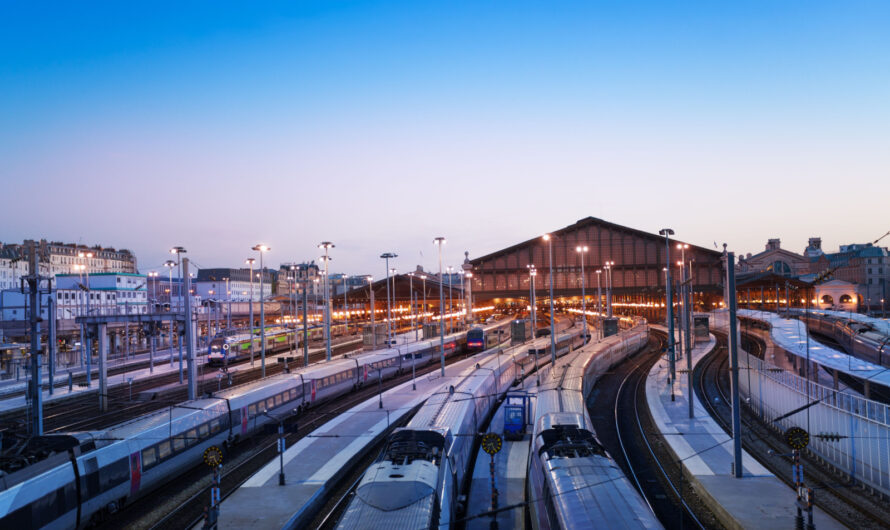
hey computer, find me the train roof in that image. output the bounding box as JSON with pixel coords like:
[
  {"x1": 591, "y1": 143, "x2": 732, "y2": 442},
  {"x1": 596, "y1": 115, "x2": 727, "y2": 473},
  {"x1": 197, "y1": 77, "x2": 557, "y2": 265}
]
[
  {"x1": 100, "y1": 396, "x2": 228, "y2": 441},
  {"x1": 546, "y1": 456, "x2": 662, "y2": 529}
]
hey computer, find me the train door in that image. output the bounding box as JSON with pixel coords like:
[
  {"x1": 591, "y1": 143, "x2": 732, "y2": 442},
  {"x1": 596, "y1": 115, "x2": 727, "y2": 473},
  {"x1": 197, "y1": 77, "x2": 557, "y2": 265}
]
[{"x1": 129, "y1": 451, "x2": 141, "y2": 497}]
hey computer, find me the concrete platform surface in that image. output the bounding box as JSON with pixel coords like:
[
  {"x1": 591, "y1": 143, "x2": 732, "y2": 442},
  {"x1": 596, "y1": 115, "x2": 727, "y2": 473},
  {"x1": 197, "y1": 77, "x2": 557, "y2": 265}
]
[
  {"x1": 216, "y1": 349, "x2": 500, "y2": 529},
  {"x1": 647, "y1": 326, "x2": 845, "y2": 530}
]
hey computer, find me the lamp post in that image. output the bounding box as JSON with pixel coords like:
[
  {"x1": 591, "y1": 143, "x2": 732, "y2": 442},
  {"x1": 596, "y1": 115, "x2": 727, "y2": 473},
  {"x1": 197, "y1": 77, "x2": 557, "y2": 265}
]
[
  {"x1": 319, "y1": 242, "x2": 334, "y2": 362},
  {"x1": 447, "y1": 265, "x2": 454, "y2": 330},
  {"x1": 604, "y1": 260, "x2": 615, "y2": 317},
  {"x1": 542, "y1": 234, "x2": 557, "y2": 363},
  {"x1": 434, "y1": 237, "x2": 446, "y2": 376},
  {"x1": 380, "y1": 253, "x2": 397, "y2": 346},
  {"x1": 527, "y1": 265, "x2": 537, "y2": 333},
  {"x1": 252, "y1": 245, "x2": 270, "y2": 376},
  {"x1": 390, "y1": 268, "x2": 397, "y2": 338},
  {"x1": 246, "y1": 258, "x2": 256, "y2": 367},
  {"x1": 170, "y1": 247, "x2": 187, "y2": 383},
  {"x1": 659, "y1": 228, "x2": 676, "y2": 390},
  {"x1": 78, "y1": 252, "x2": 94, "y2": 386},
  {"x1": 421, "y1": 274, "x2": 427, "y2": 324},
  {"x1": 408, "y1": 272, "x2": 417, "y2": 341},
  {"x1": 595, "y1": 269, "x2": 603, "y2": 338},
  {"x1": 164, "y1": 260, "x2": 176, "y2": 364},
  {"x1": 576, "y1": 246, "x2": 588, "y2": 342},
  {"x1": 367, "y1": 276, "x2": 375, "y2": 347},
  {"x1": 343, "y1": 276, "x2": 349, "y2": 334}
]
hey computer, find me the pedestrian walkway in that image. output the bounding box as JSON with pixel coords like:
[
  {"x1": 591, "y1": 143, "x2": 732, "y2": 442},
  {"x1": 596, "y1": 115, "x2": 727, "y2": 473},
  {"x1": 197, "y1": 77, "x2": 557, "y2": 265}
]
[{"x1": 647, "y1": 326, "x2": 844, "y2": 530}]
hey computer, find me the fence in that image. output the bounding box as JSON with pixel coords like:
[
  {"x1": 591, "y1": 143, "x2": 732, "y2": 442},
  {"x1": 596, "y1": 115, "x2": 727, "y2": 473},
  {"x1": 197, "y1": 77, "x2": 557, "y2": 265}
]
[{"x1": 713, "y1": 311, "x2": 890, "y2": 496}]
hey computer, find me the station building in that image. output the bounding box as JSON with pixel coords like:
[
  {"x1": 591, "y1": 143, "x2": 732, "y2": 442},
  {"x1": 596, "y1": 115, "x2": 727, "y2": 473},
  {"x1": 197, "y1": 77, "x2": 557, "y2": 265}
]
[{"x1": 466, "y1": 217, "x2": 725, "y2": 318}]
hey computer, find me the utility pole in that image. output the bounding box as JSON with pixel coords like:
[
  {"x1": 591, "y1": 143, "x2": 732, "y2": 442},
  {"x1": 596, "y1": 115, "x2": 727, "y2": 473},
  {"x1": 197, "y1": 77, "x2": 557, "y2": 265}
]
[
  {"x1": 659, "y1": 228, "x2": 676, "y2": 391},
  {"x1": 726, "y1": 251, "x2": 743, "y2": 477},
  {"x1": 302, "y1": 280, "x2": 309, "y2": 367},
  {"x1": 319, "y1": 242, "x2": 334, "y2": 362},
  {"x1": 183, "y1": 258, "x2": 197, "y2": 400},
  {"x1": 434, "y1": 238, "x2": 446, "y2": 376},
  {"x1": 26, "y1": 243, "x2": 44, "y2": 436},
  {"x1": 47, "y1": 285, "x2": 56, "y2": 396}
]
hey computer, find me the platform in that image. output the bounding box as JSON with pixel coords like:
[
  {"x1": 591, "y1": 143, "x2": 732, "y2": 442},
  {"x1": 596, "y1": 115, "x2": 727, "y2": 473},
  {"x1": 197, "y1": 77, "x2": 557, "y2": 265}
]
[
  {"x1": 464, "y1": 371, "x2": 545, "y2": 529},
  {"x1": 216, "y1": 348, "x2": 500, "y2": 529},
  {"x1": 647, "y1": 326, "x2": 844, "y2": 530}
]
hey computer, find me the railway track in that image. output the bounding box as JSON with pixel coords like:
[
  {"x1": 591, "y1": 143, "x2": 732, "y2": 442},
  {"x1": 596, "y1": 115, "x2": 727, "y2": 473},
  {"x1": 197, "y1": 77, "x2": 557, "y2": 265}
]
[
  {"x1": 113, "y1": 349, "x2": 476, "y2": 530},
  {"x1": 0, "y1": 338, "x2": 363, "y2": 435},
  {"x1": 697, "y1": 331, "x2": 890, "y2": 529},
  {"x1": 588, "y1": 330, "x2": 719, "y2": 529}
]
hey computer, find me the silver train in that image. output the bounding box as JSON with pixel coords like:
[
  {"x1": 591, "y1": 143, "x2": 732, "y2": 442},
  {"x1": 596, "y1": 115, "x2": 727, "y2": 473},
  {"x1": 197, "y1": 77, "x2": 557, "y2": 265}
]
[
  {"x1": 529, "y1": 323, "x2": 662, "y2": 530},
  {"x1": 787, "y1": 309, "x2": 890, "y2": 367},
  {"x1": 336, "y1": 329, "x2": 585, "y2": 530},
  {"x1": 0, "y1": 321, "x2": 510, "y2": 528}
]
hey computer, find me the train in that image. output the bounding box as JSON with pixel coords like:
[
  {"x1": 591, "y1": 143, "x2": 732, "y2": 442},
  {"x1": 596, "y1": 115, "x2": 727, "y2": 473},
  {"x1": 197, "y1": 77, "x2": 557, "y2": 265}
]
[
  {"x1": 335, "y1": 327, "x2": 585, "y2": 529},
  {"x1": 0, "y1": 321, "x2": 510, "y2": 528},
  {"x1": 465, "y1": 326, "x2": 503, "y2": 351},
  {"x1": 786, "y1": 309, "x2": 890, "y2": 367},
  {"x1": 335, "y1": 344, "x2": 527, "y2": 529},
  {"x1": 207, "y1": 324, "x2": 350, "y2": 366},
  {"x1": 528, "y1": 323, "x2": 661, "y2": 529}
]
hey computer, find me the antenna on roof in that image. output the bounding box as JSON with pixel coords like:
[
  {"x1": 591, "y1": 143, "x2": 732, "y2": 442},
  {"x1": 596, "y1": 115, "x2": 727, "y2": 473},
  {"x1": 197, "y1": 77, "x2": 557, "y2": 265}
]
[{"x1": 873, "y1": 230, "x2": 890, "y2": 245}]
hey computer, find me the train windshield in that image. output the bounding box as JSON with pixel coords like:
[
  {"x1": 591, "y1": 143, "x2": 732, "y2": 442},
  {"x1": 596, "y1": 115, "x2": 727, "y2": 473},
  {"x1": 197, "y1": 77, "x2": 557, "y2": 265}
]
[
  {"x1": 538, "y1": 425, "x2": 605, "y2": 459},
  {"x1": 382, "y1": 430, "x2": 446, "y2": 465}
]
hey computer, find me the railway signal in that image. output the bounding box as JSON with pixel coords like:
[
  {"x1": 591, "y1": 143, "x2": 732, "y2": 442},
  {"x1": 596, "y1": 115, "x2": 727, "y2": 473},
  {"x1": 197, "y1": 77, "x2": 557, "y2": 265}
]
[{"x1": 482, "y1": 432, "x2": 503, "y2": 524}]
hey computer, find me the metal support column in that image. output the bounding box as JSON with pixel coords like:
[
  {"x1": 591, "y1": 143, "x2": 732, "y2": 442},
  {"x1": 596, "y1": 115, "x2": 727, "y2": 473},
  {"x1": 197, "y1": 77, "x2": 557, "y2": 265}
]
[
  {"x1": 26, "y1": 245, "x2": 43, "y2": 435},
  {"x1": 98, "y1": 323, "x2": 108, "y2": 413},
  {"x1": 183, "y1": 258, "x2": 197, "y2": 400},
  {"x1": 727, "y1": 252, "x2": 743, "y2": 477}
]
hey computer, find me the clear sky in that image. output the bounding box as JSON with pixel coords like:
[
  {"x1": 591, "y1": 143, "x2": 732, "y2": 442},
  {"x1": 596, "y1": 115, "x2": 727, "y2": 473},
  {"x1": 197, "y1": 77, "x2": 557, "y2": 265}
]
[{"x1": 2, "y1": 2, "x2": 888, "y2": 275}]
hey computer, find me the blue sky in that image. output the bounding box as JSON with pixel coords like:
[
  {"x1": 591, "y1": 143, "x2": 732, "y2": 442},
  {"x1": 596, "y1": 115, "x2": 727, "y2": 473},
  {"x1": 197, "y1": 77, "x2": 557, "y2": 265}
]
[{"x1": 2, "y1": 2, "x2": 888, "y2": 275}]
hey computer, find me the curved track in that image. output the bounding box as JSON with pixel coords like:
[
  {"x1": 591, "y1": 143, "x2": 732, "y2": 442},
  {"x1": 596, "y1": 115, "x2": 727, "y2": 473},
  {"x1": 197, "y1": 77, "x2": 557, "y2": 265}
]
[
  {"x1": 588, "y1": 331, "x2": 718, "y2": 529},
  {"x1": 696, "y1": 331, "x2": 890, "y2": 529}
]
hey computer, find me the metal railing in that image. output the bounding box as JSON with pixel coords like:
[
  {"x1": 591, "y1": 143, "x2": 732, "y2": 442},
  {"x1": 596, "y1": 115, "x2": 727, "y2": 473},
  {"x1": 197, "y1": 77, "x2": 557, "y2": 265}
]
[{"x1": 713, "y1": 312, "x2": 890, "y2": 496}]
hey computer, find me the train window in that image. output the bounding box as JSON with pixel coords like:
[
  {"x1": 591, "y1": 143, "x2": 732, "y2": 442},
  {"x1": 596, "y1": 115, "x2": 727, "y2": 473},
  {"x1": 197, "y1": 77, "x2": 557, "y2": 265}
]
[
  {"x1": 185, "y1": 428, "x2": 198, "y2": 446},
  {"x1": 198, "y1": 423, "x2": 209, "y2": 439},
  {"x1": 142, "y1": 447, "x2": 158, "y2": 470},
  {"x1": 274, "y1": 394, "x2": 283, "y2": 406},
  {"x1": 210, "y1": 418, "x2": 221, "y2": 434},
  {"x1": 266, "y1": 397, "x2": 275, "y2": 409},
  {"x1": 158, "y1": 440, "x2": 172, "y2": 460},
  {"x1": 173, "y1": 435, "x2": 186, "y2": 452},
  {"x1": 248, "y1": 404, "x2": 257, "y2": 417}
]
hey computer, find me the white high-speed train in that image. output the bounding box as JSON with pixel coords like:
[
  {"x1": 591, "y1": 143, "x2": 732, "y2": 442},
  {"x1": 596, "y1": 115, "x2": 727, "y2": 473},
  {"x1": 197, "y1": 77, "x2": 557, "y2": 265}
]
[{"x1": 0, "y1": 321, "x2": 511, "y2": 528}]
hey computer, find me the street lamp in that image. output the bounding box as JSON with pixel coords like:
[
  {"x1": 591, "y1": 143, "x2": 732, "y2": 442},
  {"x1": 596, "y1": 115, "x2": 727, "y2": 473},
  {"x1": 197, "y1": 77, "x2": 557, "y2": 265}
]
[
  {"x1": 658, "y1": 228, "x2": 676, "y2": 391},
  {"x1": 576, "y1": 246, "x2": 589, "y2": 342},
  {"x1": 380, "y1": 253, "x2": 398, "y2": 346},
  {"x1": 319, "y1": 242, "x2": 335, "y2": 362},
  {"x1": 246, "y1": 258, "x2": 256, "y2": 367},
  {"x1": 603, "y1": 260, "x2": 615, "y2": 317},
  {"x1": 420, "y1": 274, "x2": 427, "y2": 324},
  {"x1": 447, "y1": 265, "x2": 454, "y2": 328},
  {"x1": 434, "y1": 237, "x2": 446, "y2": 376},
  {"x1": 527, "y1": 265, "x2": 537, "y2": 333},
  {"x1": 390, "y1": 268, "x2": 397, "y2": 339},
  {"x1": 251, "y1": 244, "x2": 270, "y2": 376},
  {"x1": 542, "y1": 234, "x2": 556, "y2": 363},
  {"x1": 170, "y1": 246, "x2": 187, "y2": 384}
]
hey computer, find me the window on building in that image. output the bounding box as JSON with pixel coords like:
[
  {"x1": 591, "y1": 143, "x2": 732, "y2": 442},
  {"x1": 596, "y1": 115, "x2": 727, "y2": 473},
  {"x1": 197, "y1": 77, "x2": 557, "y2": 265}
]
[
  {"x1": 839, "y1": 294, "x2": 853, "y2": 304},
  {"x1": 821, "y1": 295, "x2": 834, "y2": 305}
]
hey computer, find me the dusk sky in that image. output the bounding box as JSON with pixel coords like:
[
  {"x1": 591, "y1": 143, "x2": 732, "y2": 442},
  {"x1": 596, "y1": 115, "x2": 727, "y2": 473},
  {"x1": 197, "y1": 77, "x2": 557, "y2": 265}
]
[{"x1": 2, "y1": 2, "x2": 888, "y2": 276}]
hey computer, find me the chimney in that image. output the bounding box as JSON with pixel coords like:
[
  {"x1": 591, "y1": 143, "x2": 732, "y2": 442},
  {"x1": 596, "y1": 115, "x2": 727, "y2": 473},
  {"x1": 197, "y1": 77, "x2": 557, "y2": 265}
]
[
  {"x1": 766, "y1": 239, "x2": 781, "y2": 251},
  {"x1": 808, "y1": 237, "x2": 821, "y2": 250}
]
